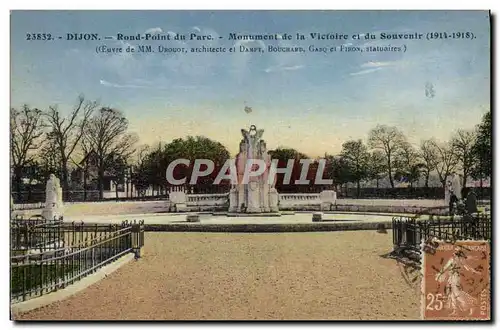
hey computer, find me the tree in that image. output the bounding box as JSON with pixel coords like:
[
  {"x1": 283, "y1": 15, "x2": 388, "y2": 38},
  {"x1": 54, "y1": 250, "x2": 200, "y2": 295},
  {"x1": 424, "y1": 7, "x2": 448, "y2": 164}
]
[
  {"x1": 471, "y1": 111, "x2": 491, "y2": 187},
  {"x1": 268, "y1": 147, "x2": 308, "y2": 161},
  {"x1": 78, "y1": 134, "x2": 93, "y2": 198},
  {"x1": 451, "y1": 129, "x2": 477, "y2": 188},
  {"x1": 419, "y1": 139, "x2": 439, "y2": 188},
  {"x1": 368, "y1": 125, "x2": 406, "y2": 188},
  {"x1": 325, "y1": 155, "x2": 351, "y2": 195},
  {"x1": 267, "y1": 147, "x2": 309, "y2": 192},
  {"x1": 132, "y1": 137, "x2": 231, "y2": 195},
  {"x1": 394, "y1": 141, "x2": 423, "y2": 188},
  {"x1": 368, "y1": 150, "x2": 387, "y2": 188},
  {"x1": 37, "y1": 135, "x2": 61, "y2": 183},
  {"x1": 131, "y1": 145, "x2": 152, "y2": 197},
  {"x1": 10, "y1": 105, "x2": 45, "y2": 197},
  {"x1": 340, "y1": 140, "x2": 370, "y2": 197},
  {"x1": 105, "y1": 152, "x2": 128, "y2": 200},
  {"x1": 164, "y1": 136, "x2": 230, "y2": 193},
  {"x1": 45, "y1": 95, "x2": 98, "y2": 191},
  {"x1": 432, "y1": 141, "x2": 458, "y2": 188},
  {"x1": 143, "y1": 143, "x2": 168, "y2": 195},
  {"x1": 83, "y1": 107, "x2": 137, "y2": 199}
]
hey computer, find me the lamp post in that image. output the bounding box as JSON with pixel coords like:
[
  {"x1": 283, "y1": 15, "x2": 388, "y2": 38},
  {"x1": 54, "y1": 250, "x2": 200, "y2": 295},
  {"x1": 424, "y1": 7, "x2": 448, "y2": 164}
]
[
  {"x1": 124, "y1": 167, "x2": 130, "y2": 199},
  {"x1": 125, "y1": 166, "x2": 133, "y2": 198}
]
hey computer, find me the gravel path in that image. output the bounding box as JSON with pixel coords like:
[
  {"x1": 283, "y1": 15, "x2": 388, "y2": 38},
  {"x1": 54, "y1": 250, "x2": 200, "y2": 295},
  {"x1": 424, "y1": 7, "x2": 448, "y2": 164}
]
[{"x1": 14, "y1": 231, "x2": 420, "y2": 320}]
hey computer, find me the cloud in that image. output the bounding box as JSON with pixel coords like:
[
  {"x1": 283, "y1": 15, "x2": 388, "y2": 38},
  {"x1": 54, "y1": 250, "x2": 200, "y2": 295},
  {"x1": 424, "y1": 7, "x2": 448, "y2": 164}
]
[
  {"x1": 145, "y1": 27, "x2": 163, "y2": 34},
  {"x1": 100, "y1": 79, "x2": 147, "y2": 89},
  {"x1": 349, "y1": 60, "x2": 405, "y2": 77},
  {"x1": 232, "y1": 39, "x2": 266, "y2": 49},
  {"x1": 167, "y1": 31, "x2": 178, "y2": 38},
  {"x1": 229, "y1": 39, "x2": 266, "y2": 80},
  {"x1": 349, "y1": 68, "x2": 383, "y2": 76},
  {"x1": 361, "y1": 61, "x2": 395, "y2": 68},
  {"x1": 265, "y1": 65, "x2": 305, "y2": 73},
  {"x1": 100, "y1": 79, "x2": 198, "y2": 90}
]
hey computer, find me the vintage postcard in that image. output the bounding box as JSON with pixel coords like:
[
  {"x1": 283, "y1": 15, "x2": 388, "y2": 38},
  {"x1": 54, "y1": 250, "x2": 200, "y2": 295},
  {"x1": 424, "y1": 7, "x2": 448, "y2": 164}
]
[{"x1": 9, "y1": 10, "x2": 491, "y2": 321}]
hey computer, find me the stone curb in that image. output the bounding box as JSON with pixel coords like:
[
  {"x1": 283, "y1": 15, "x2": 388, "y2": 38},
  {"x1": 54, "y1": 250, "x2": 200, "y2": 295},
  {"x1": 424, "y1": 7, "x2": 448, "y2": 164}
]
[
  {"x1": 11, "y1": 253, "x2": 135, "y2": 316},
  {"x1": 144, "y1": 221, "x2": 393, "y2": 233}
]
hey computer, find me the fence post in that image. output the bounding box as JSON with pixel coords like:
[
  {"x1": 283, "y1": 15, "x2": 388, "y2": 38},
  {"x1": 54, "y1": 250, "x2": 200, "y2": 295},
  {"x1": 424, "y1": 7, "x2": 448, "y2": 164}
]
[{"x1": 131, "y1": 221, "x2": 142, "y2": 259}]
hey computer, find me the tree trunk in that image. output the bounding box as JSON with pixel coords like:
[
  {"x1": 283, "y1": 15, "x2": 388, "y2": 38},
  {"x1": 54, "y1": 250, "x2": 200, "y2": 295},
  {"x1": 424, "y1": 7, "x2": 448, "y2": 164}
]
[
  {"x1": 13, "y1": 166, "x2": 23, "y2": 202},
  {"x1": 61, "y1": 162, "x2": 70, "y2": 192},
  {"x1": 424, "y1": 172, "x2": 429, "y2": 188},
  {"x1": 98, "y1": 167, "x2": 105, "y2": 200},
  {"x1": 126, "y1": 178, "x2": 129, "y2": 198},
  {"x1": 376, "y1": 178, "x2": 379, "y2": 189},
  {"x1": 480, "y1": 177, "x2": 483, "y2": 200},
  {"x1": 356, "y1": 180, "x2": 360, "y2": 198},
  {"x1": 83, "y1": 165, "x2": 88, "y2": 201},
  {"x1": 115, "y1": 182, "x2": 119, "y2": 201},
  {"x1": 387, "y1": 156, "x2": 394, "y2": 188}
]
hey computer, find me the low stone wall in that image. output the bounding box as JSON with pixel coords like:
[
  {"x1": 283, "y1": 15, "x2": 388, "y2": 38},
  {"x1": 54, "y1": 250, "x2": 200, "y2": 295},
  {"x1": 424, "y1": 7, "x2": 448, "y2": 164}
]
[
  {"x1": 331, "y1": 204, "x2": 448, "y2": 215},
  {"x1": 180, "y1": 192, "x2": 337, "y2": 212},
  {"x1": 14, "y1": 200, "x2": 173, "y2": 218},
  {"x1": 144, "y1": 221, "x2": 393, "y2": 232},
  {"x1": 183, "y1": 193, "x2": 228, "y2": 212},
  {"x1": 13, "y1": 195, "x2": 449, "y2": 218},
  {"x1": 279, "y1": 193, "x2": 321, "y2": 210}
]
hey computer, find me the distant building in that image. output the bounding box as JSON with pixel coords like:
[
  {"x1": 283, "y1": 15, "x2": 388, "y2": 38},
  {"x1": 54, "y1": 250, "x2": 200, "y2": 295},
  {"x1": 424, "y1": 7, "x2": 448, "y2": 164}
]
[{"x1": 71, "y1": 150, "x2": 132, "y2": 199}]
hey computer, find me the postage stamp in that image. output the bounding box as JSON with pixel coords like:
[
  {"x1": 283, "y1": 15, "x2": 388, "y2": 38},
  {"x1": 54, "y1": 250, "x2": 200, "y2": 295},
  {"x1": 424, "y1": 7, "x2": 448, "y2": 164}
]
[{"x1": 421, "y1": 240, "x2": 491, "y2": 320}]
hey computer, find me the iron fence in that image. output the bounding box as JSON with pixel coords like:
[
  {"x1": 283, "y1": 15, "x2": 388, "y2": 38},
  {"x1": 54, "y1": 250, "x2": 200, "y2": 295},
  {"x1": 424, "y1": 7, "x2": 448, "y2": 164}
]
[
  {"x1": 11, "y1": 217, "x2": 65, "y2": 253},
  {"x1": 10, "y1": 219, "x2": 145, "y2": 303},
  {"x1": 392, "y1": 213, "x2": 492, "y2": 257}
]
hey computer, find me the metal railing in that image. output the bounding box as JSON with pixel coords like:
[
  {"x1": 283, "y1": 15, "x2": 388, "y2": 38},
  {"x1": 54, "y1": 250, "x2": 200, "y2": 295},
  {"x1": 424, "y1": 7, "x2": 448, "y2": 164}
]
[
  {"x1": 10, "y1": 218, "x2": 144, "y2": 303},
  {"x1": 392, "y1": 213, "x2": 491, "y2": 258}
]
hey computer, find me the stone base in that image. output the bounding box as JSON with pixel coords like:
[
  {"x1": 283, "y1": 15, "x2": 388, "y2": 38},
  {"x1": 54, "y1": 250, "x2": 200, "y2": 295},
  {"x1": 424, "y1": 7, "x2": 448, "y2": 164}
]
[
  {"x1": 226, "y1": 212, "x2": 281, "y2": 217},
  {"x1": 174, "y1": 203, "x2": 188, "y2": 212},
  {"x1": 320, "y1": 202, "x2": 332, "y2": 211},
  {"x1": 312, "y1": 212, "x2": 323, "y2": 222},
  {"x1": 41, "y1": 209, "x2": 62, "y2": 221},
  {"x1": 186, "y1": 213, "x2": 200, "y2": 222}
]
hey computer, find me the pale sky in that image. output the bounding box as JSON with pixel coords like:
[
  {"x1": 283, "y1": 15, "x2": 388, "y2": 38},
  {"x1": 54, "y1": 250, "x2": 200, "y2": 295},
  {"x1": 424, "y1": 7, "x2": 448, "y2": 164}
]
[{"x1": 10, "y1": 10, "x2": 490, "y2": 157}]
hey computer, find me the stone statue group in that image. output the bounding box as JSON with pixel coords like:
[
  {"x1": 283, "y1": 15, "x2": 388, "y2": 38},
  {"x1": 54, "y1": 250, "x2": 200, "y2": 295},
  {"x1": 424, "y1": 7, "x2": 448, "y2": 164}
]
[{"x1": 229, "y1": 125, "x2": 279, "y2": 213}]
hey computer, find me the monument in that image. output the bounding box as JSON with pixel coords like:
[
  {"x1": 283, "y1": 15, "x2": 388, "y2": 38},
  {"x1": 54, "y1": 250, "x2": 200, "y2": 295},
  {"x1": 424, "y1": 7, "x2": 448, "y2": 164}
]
[
  {"x1": 465, "y1": 189, "x2": 478, "y2": 214},
  {"x1": 445, "y1": 173, "x2": 462, "y2": 205},
  {"x1": 445, "y1": 173, "x2": 463, "y2": 215},
  {"x1": 229, "y1": 125, "x2": 279, "y2": 213},
  {"x1": 41, "y1": 174, "x2": 64, "y2": 220}
]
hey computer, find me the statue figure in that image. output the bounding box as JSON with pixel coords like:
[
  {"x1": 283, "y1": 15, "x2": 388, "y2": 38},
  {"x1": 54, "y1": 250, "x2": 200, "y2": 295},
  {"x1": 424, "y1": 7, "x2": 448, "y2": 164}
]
[
  {"x1": 241, "y1": 125, "x2": 265, "y2": 145},
  {"x1": 229, "y1": 125, "x2": 278, "y2": 213},
  {"x1": 235, "y1": 141, "x2": 247, "y2": 185}
]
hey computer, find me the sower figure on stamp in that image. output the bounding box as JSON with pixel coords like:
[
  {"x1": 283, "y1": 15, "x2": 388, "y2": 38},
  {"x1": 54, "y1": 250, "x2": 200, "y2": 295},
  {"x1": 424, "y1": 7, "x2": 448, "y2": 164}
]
[{"x1": 435, "y1": 247, "x2": 481, "y2": 316}]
